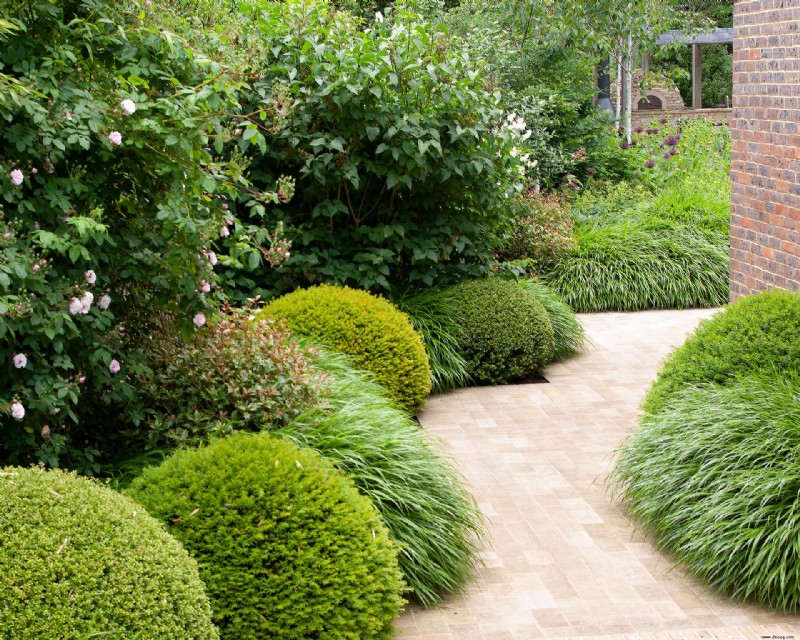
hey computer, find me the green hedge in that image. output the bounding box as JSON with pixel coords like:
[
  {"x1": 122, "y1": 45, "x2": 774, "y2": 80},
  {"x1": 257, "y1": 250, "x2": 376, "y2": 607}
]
[
  {"x1": 259, "y1": 285, "x2": 431, "y2": 413},
  {"x1": 128, "y1": 433, "x2": 405, "y2": 640},
  {"x1": 448, "y1": 278, "x2": 554, "y2": 384},
  {"x1": 0, "y1": 466, "x2": 218, "y2": 640}
]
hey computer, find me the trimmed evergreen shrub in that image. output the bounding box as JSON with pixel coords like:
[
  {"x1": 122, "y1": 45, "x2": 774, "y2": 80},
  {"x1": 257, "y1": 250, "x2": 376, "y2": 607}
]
[
  {"x1": 448, "y1": 278, "x2": 555, "y2": 384},
  {"x1": 515, "y1": 278, "x2": 587, "y2": 361},
  {"x1": 0, "y1": 466, "x2": 218, "y2": 640},
  {"x1": 259, "y1": 285, "x2": 431, "y2": 413},
  {"x1": 280, "y1": 346, "x2": 486, "y2": 606},
  {"x1": 127, "y1": 433, "x2": 405, "y2": 640},
  {"x1": 643, "y1": 290, "x2": 800, "y2": 415},
  {"x1": 610, "y1": 375, "x2": 800, "y2": 611}
]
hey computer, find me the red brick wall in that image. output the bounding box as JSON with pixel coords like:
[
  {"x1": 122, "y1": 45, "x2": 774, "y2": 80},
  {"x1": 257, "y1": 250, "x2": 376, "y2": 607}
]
[{"x1": 729, "y1": 0, "x2": 800, "y2": 300}]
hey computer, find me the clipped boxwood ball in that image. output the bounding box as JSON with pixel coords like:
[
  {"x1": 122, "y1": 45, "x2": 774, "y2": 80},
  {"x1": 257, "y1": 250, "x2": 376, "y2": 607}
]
[
  {"x1": 258, "y1": 284, "x2": 431, "y2": 413},
  {"x1": 0, "y1": 466, "x2": 218, "y2": 640},
  {"x1": 448, "y1": 278, "x2": 555, "y2": 384},
  {"x1": 127, "y1": 433, "x2": 405, "y2": 640},
  {"x1": 643, "y1": 289, "x2": 800, "y2": 415}
]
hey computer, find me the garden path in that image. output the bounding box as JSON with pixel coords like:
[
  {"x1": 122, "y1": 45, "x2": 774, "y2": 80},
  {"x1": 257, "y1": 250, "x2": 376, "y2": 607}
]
[{"x1": 395, "y1": 308, "x2": 800, "y2": 640}]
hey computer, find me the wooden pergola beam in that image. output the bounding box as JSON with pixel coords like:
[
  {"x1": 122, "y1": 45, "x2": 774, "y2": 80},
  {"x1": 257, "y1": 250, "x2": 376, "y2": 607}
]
[{"x1": 655, "y1": 28, "x2": 734, "y2": 46}]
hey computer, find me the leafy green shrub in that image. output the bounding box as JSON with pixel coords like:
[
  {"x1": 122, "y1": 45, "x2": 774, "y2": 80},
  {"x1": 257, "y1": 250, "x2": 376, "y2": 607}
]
[
  {"x1": 448, "y1": 279, "x2": 554, "y2": 384},
  {"x1": 393, "y1": 288, "x2": 471, "y2": 393},
  {"x1": 127, "y1": 433, "x2": 405, "y2": 640},
  {"x1": 232, "y1": 0, "x2": 528, "y2": 294},
  {"x1": 259, "y1": 285, "x2": 431, "y2": 413},
  {"x1": 541, "y1": 226, "x2": 728, "y2": 313},
  {"x1": 0, "y1": 466, "x2": 218, "y2": 640},
  {"x1": 515, "y1": 278, "x2": 586, "y2": 361},
  {"x1": 0, "y1": 0, "x2": 290, "y2": 470},
  {"x1": 610, "y1": 375, "x2": 800, "y2": 611},
  {"x1": 133, "y1": 309, "x2": 327, "y2": 449},
  {"x1": 643, "y1": 290, "x2": 800, "y2": 415},
  {"x1": 280, "y1": 346, "x2": 485, "y2": 606},
  {"x1": 497, "y1": 191, "x2": 577, "y2": 271}
]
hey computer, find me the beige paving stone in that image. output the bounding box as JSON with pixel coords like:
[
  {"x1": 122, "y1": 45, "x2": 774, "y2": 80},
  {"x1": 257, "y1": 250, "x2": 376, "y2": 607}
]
[{"x1": 395, "y1": 309, "x2": 800, "y2": 639}]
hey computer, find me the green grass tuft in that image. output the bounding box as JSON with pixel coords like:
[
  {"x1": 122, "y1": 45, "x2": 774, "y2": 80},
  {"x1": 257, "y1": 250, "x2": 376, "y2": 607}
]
[
  {"x1": 609, "y1": 375, "x2": 800, "y2": 611},
  {"x1": 279, "y1": 346, "x2": 486, "y2": 607}
]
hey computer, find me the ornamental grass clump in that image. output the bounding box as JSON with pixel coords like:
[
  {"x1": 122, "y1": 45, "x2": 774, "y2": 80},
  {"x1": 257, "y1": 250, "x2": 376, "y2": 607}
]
[
  {"x1": 128, "y1": 433, "x2": 405, "y2": 640},
  {"x1": 643, "y1": 290, "x2": 800, "y2": 415},
  {"x1": 393, "y1": 288, "x2": 471, "y2": 394},
  {"x1": 447, "y1": 278, "x2": 554, "y2": 384},
  {"x1": 280, "y1": 346, "x2": 486, "y2": 607},
  {"x1": 259, "y1": 284, "x2": 431, "y2": 413},
  {"x1": 610, "y1": 375, "x2": 800, "y2": 611},
  {"x1": 0, "y1": 466, "x2": 218, "y2": 640}
]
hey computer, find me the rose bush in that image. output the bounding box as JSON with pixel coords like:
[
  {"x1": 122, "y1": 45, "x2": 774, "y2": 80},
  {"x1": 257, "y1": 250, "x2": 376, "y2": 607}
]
[{"x1": 0, "y1": 0, "x2": 287, "y2": 470}]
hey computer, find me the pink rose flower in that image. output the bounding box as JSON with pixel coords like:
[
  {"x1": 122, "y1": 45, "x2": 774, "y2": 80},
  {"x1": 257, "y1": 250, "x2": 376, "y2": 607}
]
[
  {"x1": 69, "y1": 297, "x2": 83, "y2": 315},
  {"x1": 219, "y1": 226, "x2": 230, "y2": 238},
  {"x1": 10, "y1": 402, "x2": 24, "y2": 420},
  {"x1": 9, "y1": 169, "x2": 23, "y2": 186},
  {"x1": 193, "y1": 312, "x2": 206, "y2": 328},
  {"x1": 109, "y1": 359, "x2": 121, "y2": 374},
  {"x1": 121, "y1": 99, "x2": 136, "y2": 115},
  {"x1": 85, "y1": 270, "x2": 97, "y2": 285},
  {"x1": 108, "y1": 131, "x2": 122, "y2": 146},
  {"x1": 13, "y1": 353, "x2": 27, "y2": 369},
  {"x1": 98, "y1": 294, "x2": 111, "y2": 310},
  {"x1": 199, "y1": 280, "x2": 211, "y2": 294}
]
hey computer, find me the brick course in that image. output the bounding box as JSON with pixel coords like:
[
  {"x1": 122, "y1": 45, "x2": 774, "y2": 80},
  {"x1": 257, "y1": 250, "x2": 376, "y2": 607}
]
[{"x1": 730, "y1": 0, "x2": 800, "y2": 299}]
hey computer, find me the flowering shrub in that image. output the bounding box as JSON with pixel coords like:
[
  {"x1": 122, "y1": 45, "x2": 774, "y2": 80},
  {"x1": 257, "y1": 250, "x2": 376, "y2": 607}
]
[
  {"x1": 133, "y1": 309, "x2": 328, "y2": 449},
  {"x1": 0, "y1": 0, "x2": 284, "y2": 470},
  {"x1": 233, "y1": 0, "x2": 527, "y2": 294}
]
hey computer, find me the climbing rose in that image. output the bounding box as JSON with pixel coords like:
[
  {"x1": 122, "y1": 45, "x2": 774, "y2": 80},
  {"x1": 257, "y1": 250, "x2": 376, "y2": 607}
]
[
  {"x1": 109, "y1": 359, "x2": 121, "y2": 374},
  {"x1": 121, "y1": 99, "x2": 136, "y2": 115},
  {"x1": 85, "y1": 270, "x2": 96, "y2": 285},
  {"x1": 80, "y1": 291, "x2": 93, "y2": 314},
  {"x1": 108, "y1": 131, "x2": 122, "y2": 146},
  {"x1": 193, "y1": 312, "x2": 206, "y2": 327},
  {"x1": 199, "y1": 280, "x2": 211, "y2": 294},
  {"x1": 206, "y1": 250, "x2": 217, "y2": 266},
  {"x1": 98, "y1": 294, "x2": 111, "y2": 310},
  {"x1": 9, "y1": 169, "x2": 23, "y2": 185},
  {"x1": 219, "y1": 226, "x2": 230, "y2": 238},
  {"x1": 69, "y1": 297, "x2": 83, "y2": 315},
  {"x1": 10, "y1": 402, "x2": 24, "y2": 420},
  {"x1": 13, "y1": 353, "x2": 27, "y2": 369}
]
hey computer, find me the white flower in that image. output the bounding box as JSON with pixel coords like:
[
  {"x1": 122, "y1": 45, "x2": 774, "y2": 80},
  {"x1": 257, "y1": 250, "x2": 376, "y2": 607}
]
[
  {"x1": 69, "y1": 297, "x2": 83, "y2": 315},
  {"x1": 219, "y1": 226, "x2": 230, "y2": 238},
  {"x1": 98, "y1": 294, "x2": 111, "y2": 310},
  {"x1": 109, "y1": 359, "x2": 120, "y2": 374},
  {"x1": 80, "y1": 291, "x2": 93, "y2": 314},
  {"x1": 108, "y1": 131, "x2": 122, "y2": 146},
  {"x1": 206, "y1": 250, "x2": 218, "y2": 266},
  {"x1": 13, "y1": 353, "x2": 27, "y2": 369},
  {"x1": 10, "y1": 402, "x2": 24, "y2": 420},
  {"x1": 85, "y1": 270, "x2": 97, "y2": 285},
  {"x1": 9, "y1": 169, "x2": 23, "y2": 186},
  {"x1": 193, "y1": 313, "x2": 206, "y2": 328},
  {"x1": 121, "y1": 99, "x2": 136, "y2": 115},
  {"x1": 375, "y1": 10, "x2": 384, "y2": 22}
]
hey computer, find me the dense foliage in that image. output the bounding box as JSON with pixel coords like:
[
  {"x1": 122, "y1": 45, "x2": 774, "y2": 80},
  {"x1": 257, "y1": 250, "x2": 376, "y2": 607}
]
[
  {"x1": 448, "y1": 278, "x2": 554, "y2": 384},
  {"x1": 643, "y1": 290, "x2": 800, "y2": 415},
  {"x1": 128, "y1": 433, "x2": 405, "y2": 640},
  {"x1": 133, "y1": 309, "x2": 327, "y2": 449},
  {"x1": 0, "y1": 0, "x2": 288, "y2": 471},
  {"x1": 515, "y1": 278, "x2": 586, "y2": 361},
  {"x1": 0, "y1": 466, "x2": 218, "y2": 640},
  {"x1": 233, "y1": 0, "x2": 527, "y2": 294},
  {"x1": 259, "y1": 285, "x2": 431, "y2": 413},
  {"x1": 611, "y1": 375, "x2": 800, "y2": 612},
  {"x1": 281, "y1": 346, "x2": 486, "y2": 606}
]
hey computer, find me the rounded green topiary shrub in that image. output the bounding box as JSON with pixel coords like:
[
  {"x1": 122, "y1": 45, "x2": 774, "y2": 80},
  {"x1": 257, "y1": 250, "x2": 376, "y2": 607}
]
[
  {"x1": 611, "y1": 375, "x2": 800, "y2": 611},
  {"x1": 643, "y1": 290, "x2": 800, "y2": 415},
  {"x1": 448, "y1": 278, "x2": 555, "y2": 384},
  {"x1": 258, "y1": 284, "x2": 431, "y2": 413},
  {"x1": 0, "y1": 466, "x2": 218, "y2": 640},
  {"x1": 127, "y1": 432, "x2": 405, "y2": 640}
]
